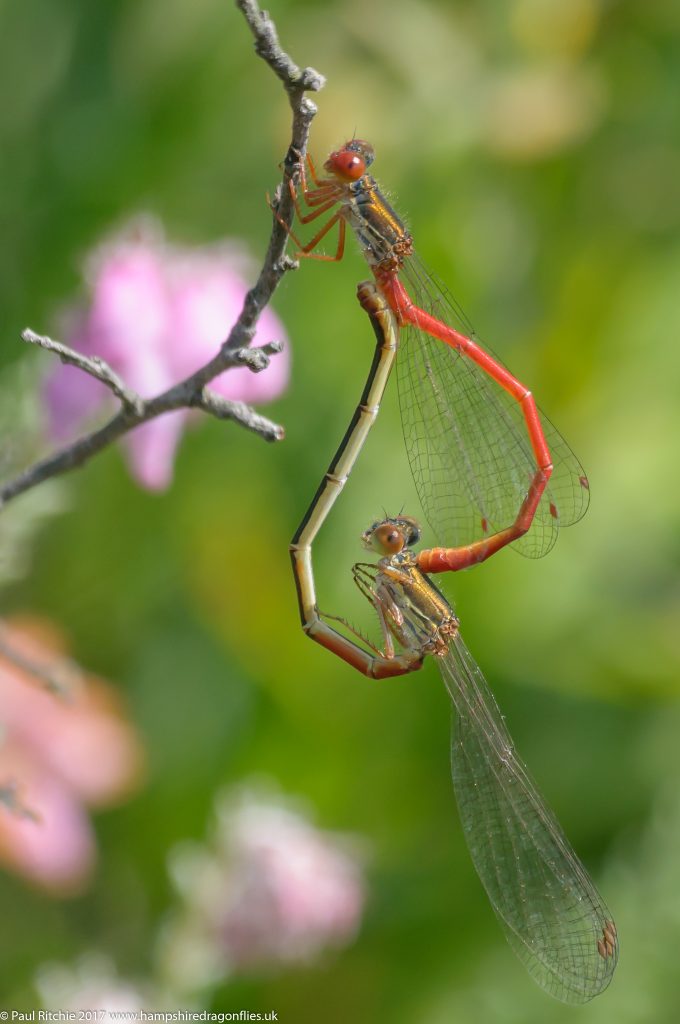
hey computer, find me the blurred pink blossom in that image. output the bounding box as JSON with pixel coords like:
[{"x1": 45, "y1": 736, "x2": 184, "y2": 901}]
[
  {"x1": 44, "y1": 218, "x2": 290, "y2": 490},
  {"x1": 160, "y1": 786, "x2": 366, "y2": 992},
  {"x1": 0, "y1": 618, "x2": 145, "y2": 895}
]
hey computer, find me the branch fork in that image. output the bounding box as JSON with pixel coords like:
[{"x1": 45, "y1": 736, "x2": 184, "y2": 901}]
[{"x1": 0, "y1": 0, "x2": 323, "y2": 511}]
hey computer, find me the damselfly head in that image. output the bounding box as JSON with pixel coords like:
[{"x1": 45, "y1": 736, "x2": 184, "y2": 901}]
[
  {"x1": 362, "y1": 515, "x2": 421, "y2": 554},
  {"x1": 324, "y1": 140, "x2": 375, "y2": 182}
]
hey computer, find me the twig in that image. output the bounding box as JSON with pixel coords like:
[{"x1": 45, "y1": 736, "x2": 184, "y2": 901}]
[
  {"x1": 21, "y1": 329, "x2": 141, "y2": 412},
  {"x1": 0, "y1": 0, "x2": 324, "y2": 511},
  {"x1": 0, "y1": 335, "x2": 285, "y2": 508},
  {"x1": 0, "y1": 781, "x2": 40, "y2": 822},
  {"x1": 0, "y1": 620, "x2": 80, "y2": 700}
]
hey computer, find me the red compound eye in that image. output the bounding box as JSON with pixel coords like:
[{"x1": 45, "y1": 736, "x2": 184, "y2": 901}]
[{"x1": 324, "y1": 149, "x2": 366, "y2": 181}]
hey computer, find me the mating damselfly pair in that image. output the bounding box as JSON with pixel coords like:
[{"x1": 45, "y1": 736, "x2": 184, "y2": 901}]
[{"x1": 280, "y1": 140, "x2": 617, "y2": 1003}]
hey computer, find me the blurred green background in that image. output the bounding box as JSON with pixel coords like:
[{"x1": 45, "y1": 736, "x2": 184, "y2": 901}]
[{"x1": 1, "y1": 0, "x2": 680, "y2": 1019}]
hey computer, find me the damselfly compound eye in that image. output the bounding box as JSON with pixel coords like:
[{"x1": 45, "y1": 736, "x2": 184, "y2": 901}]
[
  {"x1": 406, "y1": 524, "x2": 421, "y2": 547},
  {"x1": 324, "y1": 150, "x2": 366, "y2": 182},
  {"x1": 345, "y1": 139, "x2": 375, "y2": 167},
  {"x1": 372, "y1": 523, "x2": 405, "y2": 553}
]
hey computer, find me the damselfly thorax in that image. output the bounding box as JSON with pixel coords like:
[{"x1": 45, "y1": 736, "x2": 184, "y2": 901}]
[
  {"x1": 368, "y1": 550, "x2": 459, "y2": 657},
  {"x1": 341, "y1": 176, "x2": 414, "y2": 271}
]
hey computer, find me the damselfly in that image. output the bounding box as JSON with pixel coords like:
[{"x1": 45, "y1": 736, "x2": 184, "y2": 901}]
[
  {"x1": 302, "y1": 509, "x2": 618, "y2": 1002},
  {"x1": 279, "y1": 140, "x2": 590, "y2": 558}
]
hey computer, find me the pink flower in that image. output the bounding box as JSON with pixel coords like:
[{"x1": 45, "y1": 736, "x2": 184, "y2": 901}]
[
  {"x1": 217, "y1": 795, "x2": 365, "y2": 967},
  {"x1": 0, "y1": 618, "x2": 145, "y2": 895},
  {"x1": 44, "y1": 218, "x2": 289, "y2": 490},
  {"x1": 161, "y1": 786, "x2": 366, "y2": 992}
]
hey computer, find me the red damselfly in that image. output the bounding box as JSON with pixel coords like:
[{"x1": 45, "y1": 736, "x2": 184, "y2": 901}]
[{"x1": 280, "y1": 140, "x2": 589, "y2": 559}]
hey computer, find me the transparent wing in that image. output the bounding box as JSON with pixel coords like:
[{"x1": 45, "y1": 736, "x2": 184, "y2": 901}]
[
  {"x1": 439, "y1": 634, "x2": 617, "y2": 1002},
  {"x1": 397, "y1": 256, "x2": 590, "y2": 558}
]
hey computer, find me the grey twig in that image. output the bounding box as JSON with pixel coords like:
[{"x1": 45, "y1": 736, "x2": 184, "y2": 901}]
[
  {"x1": 0, "y1": 781, "x2": 40, "y2": 822},
  {"x1": 0, "y1": 336, "x2": 285, "y2": 509},
  {"x1": 0, "y1": 621, "x2": 80, "y2": 701},
  {"x1": 21, "y1": 329, "x2": 141, "y2": 412},
  {"x1": 0, "y1": 1, "x2": 324, "y2": 511},
  {"x1": 235, "y1": 0, "x2": 325, "y2": 95}
]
